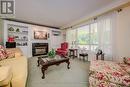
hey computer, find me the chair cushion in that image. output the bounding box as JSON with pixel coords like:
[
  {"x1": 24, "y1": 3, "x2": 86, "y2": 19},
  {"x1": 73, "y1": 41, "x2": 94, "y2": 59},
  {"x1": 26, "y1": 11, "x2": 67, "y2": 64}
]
[{"x1": 79, "y1": 53, "x2": 88, "y2": 56}]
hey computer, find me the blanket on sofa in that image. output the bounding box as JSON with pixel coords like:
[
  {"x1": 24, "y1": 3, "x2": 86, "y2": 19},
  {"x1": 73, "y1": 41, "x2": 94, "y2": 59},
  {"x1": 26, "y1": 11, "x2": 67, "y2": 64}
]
[{"x1": 89, "y1": 60, "x2": 130, "y2": 87}]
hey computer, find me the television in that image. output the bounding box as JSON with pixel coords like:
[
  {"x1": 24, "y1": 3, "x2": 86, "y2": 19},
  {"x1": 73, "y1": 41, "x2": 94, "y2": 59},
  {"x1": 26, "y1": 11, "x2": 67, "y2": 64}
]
[{"x1": 34, "y1": 31, "x2": 48, "y2": 40}]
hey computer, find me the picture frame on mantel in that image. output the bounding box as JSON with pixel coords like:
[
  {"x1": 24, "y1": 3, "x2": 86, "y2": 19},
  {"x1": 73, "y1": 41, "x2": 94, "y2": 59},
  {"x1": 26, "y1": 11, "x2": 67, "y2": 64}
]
[{"x1": 34, "y1": 31, "x2": 48, "y2": 40}]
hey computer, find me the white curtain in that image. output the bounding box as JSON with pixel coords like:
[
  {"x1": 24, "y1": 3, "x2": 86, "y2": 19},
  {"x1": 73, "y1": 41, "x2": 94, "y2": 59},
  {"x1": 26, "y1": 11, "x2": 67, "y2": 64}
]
[
  {"x1": 65, "y1": 12, "x2": 118, "y2": 61},
  {"x1": 97, "y1": 12, "x2": 117, "y2": 60},
  {"x1": 66, "y1": 28, "x2": 77, "y2": 48}
]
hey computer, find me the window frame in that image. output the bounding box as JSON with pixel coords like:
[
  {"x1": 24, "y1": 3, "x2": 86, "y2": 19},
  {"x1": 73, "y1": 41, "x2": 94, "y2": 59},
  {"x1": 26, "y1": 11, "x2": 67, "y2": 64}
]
[{"x1": 77, "y1": 22, "x2": 98, "y2": 51}]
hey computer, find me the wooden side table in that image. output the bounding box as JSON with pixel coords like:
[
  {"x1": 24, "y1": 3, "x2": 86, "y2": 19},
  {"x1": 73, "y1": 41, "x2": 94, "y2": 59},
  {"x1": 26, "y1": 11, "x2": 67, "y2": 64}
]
[
  {"x1": 96, "y1": 53, "x2": 104, "y2": 60},
  {"x1": 69, "y1": 49, "x2": 78, "y2": 58}
]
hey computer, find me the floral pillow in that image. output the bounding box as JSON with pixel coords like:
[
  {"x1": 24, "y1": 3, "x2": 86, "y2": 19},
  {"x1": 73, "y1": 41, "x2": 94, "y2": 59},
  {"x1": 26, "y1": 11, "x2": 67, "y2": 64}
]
[
  {"x1": 0, "y1": 45, "x2": 8, "y2": 61},
  {"x1": 123, "y1": 57, "x2": 130, "y2": 65}
]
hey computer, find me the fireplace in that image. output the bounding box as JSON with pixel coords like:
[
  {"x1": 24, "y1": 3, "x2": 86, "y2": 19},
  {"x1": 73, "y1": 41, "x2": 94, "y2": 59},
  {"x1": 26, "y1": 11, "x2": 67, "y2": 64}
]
[{"x1": 32, "y1": 43, "x2": 48, "y2": 56}]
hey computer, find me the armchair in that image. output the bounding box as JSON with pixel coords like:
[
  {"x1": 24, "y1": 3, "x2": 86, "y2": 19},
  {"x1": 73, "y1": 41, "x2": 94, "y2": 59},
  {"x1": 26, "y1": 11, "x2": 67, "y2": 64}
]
[{"x1": 56, "y1": 42, "x2": 68, "y2": 57}]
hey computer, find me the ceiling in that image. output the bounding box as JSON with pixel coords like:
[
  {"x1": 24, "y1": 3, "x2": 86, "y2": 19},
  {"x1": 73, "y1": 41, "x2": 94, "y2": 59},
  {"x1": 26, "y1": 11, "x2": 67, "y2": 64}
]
[{"x1": 15, "y1": 0, "x2": 116, "y2": 28}]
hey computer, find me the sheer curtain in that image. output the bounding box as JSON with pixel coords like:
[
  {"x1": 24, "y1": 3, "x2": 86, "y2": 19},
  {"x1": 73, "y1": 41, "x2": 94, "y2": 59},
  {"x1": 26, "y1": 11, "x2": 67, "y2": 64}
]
[
  {"x1": 65, "y1": 12, "x2": 117, "y2": 61},
  {"x1": 66, "y1": 28, "x2": 77, "y2": 48},
  {"x1": 97, "y1": 12, "x2": 117, "y2": 60}
]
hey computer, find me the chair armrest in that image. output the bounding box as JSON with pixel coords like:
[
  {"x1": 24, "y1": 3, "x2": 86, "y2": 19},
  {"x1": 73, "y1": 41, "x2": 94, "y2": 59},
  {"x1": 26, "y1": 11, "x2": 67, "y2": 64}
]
[{"x1": 57, "y1": 48, "x2": 61, "y2": 50}]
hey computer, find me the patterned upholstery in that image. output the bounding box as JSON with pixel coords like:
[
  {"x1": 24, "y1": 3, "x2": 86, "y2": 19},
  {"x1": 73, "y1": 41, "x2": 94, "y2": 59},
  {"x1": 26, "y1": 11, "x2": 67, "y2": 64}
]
[
  {"x1": 0, "y1": 45, "x2": 8, "y2": 61},
  {"x1": 89, "y1": 60, "x2": 130, "y2": 87}
]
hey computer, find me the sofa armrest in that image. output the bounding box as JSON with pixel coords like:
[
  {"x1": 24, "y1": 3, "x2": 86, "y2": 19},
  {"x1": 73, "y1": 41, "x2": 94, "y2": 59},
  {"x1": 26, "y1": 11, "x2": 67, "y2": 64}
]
[{"x1": 0, "y1": 65, "x2": 12, "y2": 86}]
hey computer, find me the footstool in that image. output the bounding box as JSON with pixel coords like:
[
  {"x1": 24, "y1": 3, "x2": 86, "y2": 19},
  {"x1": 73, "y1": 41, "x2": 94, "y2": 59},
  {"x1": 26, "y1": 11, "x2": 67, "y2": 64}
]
[{"x1": 79, "y1": 53, "x2": 88, "y2": 61}]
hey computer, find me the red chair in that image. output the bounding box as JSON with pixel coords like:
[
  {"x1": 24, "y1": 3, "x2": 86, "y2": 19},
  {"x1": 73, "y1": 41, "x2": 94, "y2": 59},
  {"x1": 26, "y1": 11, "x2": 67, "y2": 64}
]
[{"x1": 56, "y1": 42, "x2": 68, "y2": 57}]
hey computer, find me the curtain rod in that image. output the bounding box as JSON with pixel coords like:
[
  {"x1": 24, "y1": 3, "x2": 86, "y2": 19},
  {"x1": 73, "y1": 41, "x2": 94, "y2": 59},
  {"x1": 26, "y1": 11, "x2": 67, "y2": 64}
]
[{"x1": 62, "y1": 2, "x2": 130, "y2": 30}]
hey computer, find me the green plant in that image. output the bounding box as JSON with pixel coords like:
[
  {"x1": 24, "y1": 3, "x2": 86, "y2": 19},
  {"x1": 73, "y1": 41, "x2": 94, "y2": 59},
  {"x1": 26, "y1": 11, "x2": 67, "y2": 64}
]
[{"x1": 47, "y1": 49, "x2": 56, "y2": 58}]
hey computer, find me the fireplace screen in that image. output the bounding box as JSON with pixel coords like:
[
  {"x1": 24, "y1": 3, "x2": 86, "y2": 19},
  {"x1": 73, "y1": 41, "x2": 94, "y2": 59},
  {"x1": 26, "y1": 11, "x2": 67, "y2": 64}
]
[
  {"x1": 32, "y1": 43, "x2": 48, "y2": 56},
  {"x1": 35, "y1": 47, "x2": 46, "y2": 54}
]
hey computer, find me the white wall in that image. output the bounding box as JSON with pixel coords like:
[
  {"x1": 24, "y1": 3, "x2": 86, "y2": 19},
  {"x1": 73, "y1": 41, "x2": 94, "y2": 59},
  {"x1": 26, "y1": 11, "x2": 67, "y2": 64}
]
[
  {"x1": 0, "y1": 19, "x2": 3, "y2": 45},
  {"x1": 115, "y1": 6, "x2": 130, "y2": 61}
]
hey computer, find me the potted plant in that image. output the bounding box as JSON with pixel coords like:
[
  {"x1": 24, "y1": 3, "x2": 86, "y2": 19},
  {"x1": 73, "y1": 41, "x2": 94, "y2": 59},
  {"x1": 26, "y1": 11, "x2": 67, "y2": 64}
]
[{"x1": 47, "y1": 49, "x2": 56, "y2": 58}]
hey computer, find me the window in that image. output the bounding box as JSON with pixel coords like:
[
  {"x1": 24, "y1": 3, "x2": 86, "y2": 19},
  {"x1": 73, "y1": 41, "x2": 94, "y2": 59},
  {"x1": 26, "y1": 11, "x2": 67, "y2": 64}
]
[
  {"x1": 77, "y1": 23, "x2": 98, "y2": 51},
  {"x1": 66, "y1": 29, "x2": 77, "y2": 48},
  {"x1": 66, "y1": 13, "x2": 115, "y2": 60},
  {"x1": 77, "y1": 25, "x2": 89, "y2": 45},
  {"x1": 90, "y1": 23, "x2": 98, "y2": 51}
]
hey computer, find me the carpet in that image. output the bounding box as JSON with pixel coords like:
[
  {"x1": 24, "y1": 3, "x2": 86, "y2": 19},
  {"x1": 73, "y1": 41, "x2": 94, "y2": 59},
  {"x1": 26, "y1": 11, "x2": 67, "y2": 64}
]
[{"x1": 27, "y1": 57, "x2": 90, "y2": 87}]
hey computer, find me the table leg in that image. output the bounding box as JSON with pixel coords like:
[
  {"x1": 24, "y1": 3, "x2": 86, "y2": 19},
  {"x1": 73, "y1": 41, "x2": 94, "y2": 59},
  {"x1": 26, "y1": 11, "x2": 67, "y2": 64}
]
[
  {"x1": 73, "y1": 51, "x2": 75, "y2": 58},
  {"x1": 66, "y1": 60, "x2": 70, "y2": 69},
  {"x1": 83, "y1": 56, "x2": 85, "y2": 61},
  {"x1": 101, "y1": 54, "x2": 104, "y2": 60},
  {"x1": 41, "y1": 66, "x2": 48, "y2": 79},
  {"x1": 76, "y1": 50, "x2": 78, "y2": 57},
  {"x1": 96, "y1": 54, "x2": 98, "y2": 60},
  {"x1": 37, "y1": 59, "x2": 40, "y2": 67}
]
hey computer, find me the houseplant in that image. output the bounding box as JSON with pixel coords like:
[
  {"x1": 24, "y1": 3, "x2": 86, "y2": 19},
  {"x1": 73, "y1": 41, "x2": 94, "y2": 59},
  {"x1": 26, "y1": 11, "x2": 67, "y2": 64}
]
[{"x1": 48, "y1": 49, "x2": 56, "y2": 58}]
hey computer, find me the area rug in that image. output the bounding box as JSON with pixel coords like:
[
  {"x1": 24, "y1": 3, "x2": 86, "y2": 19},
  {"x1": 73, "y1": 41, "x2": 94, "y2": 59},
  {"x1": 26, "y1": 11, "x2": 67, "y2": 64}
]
[{"x1": 26, "y1": 57, "x2": 90, "y2": 87}]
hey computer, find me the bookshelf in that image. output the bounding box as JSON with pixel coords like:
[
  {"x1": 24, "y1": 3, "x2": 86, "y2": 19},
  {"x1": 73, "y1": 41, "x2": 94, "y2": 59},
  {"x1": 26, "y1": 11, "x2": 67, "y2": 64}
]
[{"x1": 7, "y1": 24, "x2": 28, "y2": 46}]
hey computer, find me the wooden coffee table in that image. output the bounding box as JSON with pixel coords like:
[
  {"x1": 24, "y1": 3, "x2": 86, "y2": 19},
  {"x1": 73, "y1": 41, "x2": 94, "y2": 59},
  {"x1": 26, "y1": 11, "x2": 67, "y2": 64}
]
[{"x1": 37, "y1": 56, "x2": 70, "y2": 79}]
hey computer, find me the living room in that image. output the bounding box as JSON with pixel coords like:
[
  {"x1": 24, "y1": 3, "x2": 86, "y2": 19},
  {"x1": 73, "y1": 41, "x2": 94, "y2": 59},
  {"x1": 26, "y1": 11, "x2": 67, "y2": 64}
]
[{"x1": 0, "y1": 0, "x2": 130, "y2": 87}]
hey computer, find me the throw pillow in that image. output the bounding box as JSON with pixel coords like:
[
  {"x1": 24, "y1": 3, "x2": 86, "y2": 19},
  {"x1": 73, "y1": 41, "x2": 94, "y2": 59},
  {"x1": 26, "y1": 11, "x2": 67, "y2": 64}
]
[
  {"x1": 0, "y1": 45, "x2": 8, "y2": 61},
  {"x1": 123, "y1": 57, "x2": 130, "y2": 65}
]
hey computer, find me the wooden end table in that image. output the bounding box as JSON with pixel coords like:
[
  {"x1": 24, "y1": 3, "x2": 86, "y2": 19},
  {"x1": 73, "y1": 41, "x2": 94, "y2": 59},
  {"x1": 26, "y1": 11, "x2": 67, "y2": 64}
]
[
  {"x1": 69, "y1": 49, "x2": 78, "y2": 58},
  {"x1": 37, "y1": 56, "x2": 70, "y2": 79},
  {"x1": 96, "y1": 53, "x2": 104, "y2": 60}
]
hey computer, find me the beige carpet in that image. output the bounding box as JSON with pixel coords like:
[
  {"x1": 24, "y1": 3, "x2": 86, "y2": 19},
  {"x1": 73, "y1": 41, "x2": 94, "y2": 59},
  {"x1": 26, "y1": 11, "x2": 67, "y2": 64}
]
[{"x1": 27, "y1": 57, "x2": 90, "y2": 87}]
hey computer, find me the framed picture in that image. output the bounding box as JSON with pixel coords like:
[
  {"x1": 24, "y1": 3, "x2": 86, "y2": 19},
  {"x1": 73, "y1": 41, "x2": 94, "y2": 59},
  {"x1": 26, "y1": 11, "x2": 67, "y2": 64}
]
[{"x1": 34, "y1": 31, "x2": 48, "y2": 40}]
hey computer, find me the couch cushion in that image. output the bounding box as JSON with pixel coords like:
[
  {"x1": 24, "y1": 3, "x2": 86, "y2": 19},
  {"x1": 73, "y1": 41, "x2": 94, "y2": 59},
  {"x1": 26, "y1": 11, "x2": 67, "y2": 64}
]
[
  {"x1": 118, "y1": 63, "x2": 130, "y2": 74},
  {"x1": 0, "y1": 56, "x2": 27, "y2": 87},
  {"x1": 90, "y1": 60, "x2": 130, "y2": 86},
  {"x1": 0, "y1": 65, "x2": 12, "y2": 86},
  {"x1": 89, "y1": 76, "x2": 125, "y2": 87}
]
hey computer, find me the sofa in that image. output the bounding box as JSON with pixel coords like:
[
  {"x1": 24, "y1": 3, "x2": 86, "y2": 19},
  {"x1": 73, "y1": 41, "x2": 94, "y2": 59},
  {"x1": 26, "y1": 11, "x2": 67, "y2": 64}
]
[
  {"x1": 89, "y1": 59, "x2": 130, "y2": 87},
  {"x1": 0, "y1": 47, "x2": 28, "y2": 87}
]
